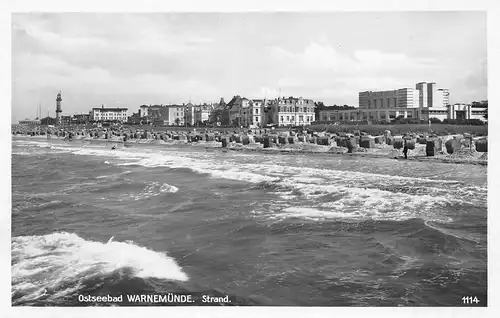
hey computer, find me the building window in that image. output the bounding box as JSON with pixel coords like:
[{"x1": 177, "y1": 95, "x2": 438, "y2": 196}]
[
  {"x1": 299, "y1": 115, "x2": 303, "y2": 121},
  {"x1": 255, "y1": 108, "x2": 259, "y2": 114},
  {"x1": 286, "y1": 116, "x2": 290, "y2": 121},
  {"x1": 280, "y1": 116, "x2": 284, "y2": 122},
  {"x1": 291, "y1": 116, "x2": 295, "y2": 121}
]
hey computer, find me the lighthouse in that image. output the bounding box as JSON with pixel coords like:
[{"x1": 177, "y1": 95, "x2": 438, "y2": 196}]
[{"x1": 56, "y1": 91, "x2": 62, "y2": 126}]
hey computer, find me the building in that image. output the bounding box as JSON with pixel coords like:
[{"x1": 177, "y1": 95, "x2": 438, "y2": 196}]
[
  {"x1": 161, "y1": 105, "x2": 185, "y2": 126},
  {"x1": 226, "y1": 96, "x2": 252, "y2": 127},
  {"x1": 423, "y1": 102, "x2": 487, "y2": 122},
  {"x1": 415, "y1": 82, "x2": 448, "y2": 108},
  {"x1": 18, "y1": 119, "x2": 41, "y2": 126},
  {"x1": 359, "y1": 88, "x2": 419, "y2": 109},
  {"x1": 60, "y1": 115, "x2": 72, "y2": 126},
  {"x1": 268, "y1": 96, "x2": 316, "y2": 127},
  {"x1": 319, "y1": 107, "x2": 421, "y2": 123},
  {"x1": 193, "y1": 104, "x2": 212, "y2": 125},
  {"x1": 321, "y1": 81, "x2": 451, "y2": 124},
  {"x1": 250, "y1": 99, "x2": 269, "y2": 127},
  {"x1": 91, "y1": 105, "x2": 128, "y2": 122},
  {"x1": 185, "y1": 103, "x2": 195, "y2": 126},
  {"x1": 415, "y1": 82, "x2": 428, "y2": 108},
  {"x1": 127, "y1": 112, "x2": 142, "y2": 125},
  {"x1": 438, "y1": 88, "x2": 450, "y2": 106},
  {"x1": 73, "y1": 113, "x2": 90, "y2": 124},
  {"x1": 139, "y1": 105, "x2": 149, "y2": 118}
]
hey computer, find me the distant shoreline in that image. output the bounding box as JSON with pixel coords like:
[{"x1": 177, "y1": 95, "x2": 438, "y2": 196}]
[{"x1": 12, "y1": 134, "x2": 487, "y2": 166}]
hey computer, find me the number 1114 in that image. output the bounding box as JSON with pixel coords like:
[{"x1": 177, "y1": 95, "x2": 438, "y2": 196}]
[{"x1": 462, "y1": 296, "x2": 479, "y2": 304}]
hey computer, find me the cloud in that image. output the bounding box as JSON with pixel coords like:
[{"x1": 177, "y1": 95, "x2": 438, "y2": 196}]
[{"x1": 11, "y1": 13, "x2": 487, "y2": 121}]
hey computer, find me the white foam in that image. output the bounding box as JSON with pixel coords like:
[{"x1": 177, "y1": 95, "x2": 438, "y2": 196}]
[
  {"x1": 12, "y1": 151, "x2": 32, "y2": 156},
  {"x1": 13, "y1": 139, "x2": 483, "y2": 223},
  {"x1": 128, "y1": 182, "x2": 179, "y2": 200},
  {"x1": 280, "y1": 207, "x2": 361, "y2": 219},
  {"x1": 12, "y1": 232, "x2": 188, "y2": 304}
]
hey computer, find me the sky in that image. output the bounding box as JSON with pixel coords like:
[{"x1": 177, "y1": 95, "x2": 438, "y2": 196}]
[{"x1": 11, "y1": 12, "x2": 487, "y2": 122}]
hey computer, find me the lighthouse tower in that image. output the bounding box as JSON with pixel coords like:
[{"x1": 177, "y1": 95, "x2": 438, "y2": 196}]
[{"x1": 56, "y1": 91, "x2": 62, "y2": 126}]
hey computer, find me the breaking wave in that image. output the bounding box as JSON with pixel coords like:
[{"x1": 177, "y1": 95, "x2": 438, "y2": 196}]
[
  {"x1": 12, "y1": 232, "x2": 188, "y2": 305},
  {"x1": 13, "y1": 139, "x2": 486, "y2": 223}
]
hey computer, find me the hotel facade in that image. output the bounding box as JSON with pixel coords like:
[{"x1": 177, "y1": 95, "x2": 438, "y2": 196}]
[
  {"x1": 268, "y1": 97, "x2": 316, "y2": 126},
  {"x1": 91, "y1": 106, "x2": 128, "y2": 122}
]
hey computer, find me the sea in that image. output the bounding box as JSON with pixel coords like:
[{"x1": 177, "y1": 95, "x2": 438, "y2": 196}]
[{"x1": 11, "y1": 136, "x2": 488, "y2": 306}]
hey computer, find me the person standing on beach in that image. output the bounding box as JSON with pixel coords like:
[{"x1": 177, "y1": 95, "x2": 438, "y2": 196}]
[{"x1": 403, "y1": 141, "x2": 408, "y2": 159}]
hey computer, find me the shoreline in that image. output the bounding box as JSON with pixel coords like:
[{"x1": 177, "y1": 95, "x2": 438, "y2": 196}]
[{"x1": 12, "y1": 135, "x2": 487, "y2": 166}]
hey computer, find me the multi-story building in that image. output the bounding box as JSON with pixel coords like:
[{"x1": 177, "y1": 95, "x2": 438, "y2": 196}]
[
  {"x1": 73, "y1": 113, "x2": 90, "y2": 124},
  {"x1": 268, "y1": 96, "x2": 316, "y2": 127},
  {"x1": 226, "y1": 96, "x2": 252, "y2": 127},
  {"x1": 163, "y1": 105, "x2": 185, "y2": 126},
  {"x1": 91, "y1": 105, "x2": 128, "y2": 122},
  {"x1": 329, "y1": 82, "x2": 450, "y2": 123},
  {"x1": 438, "y1": 88, "x2": 450, "y2": 106},
  {"x1": 193, "y1": 103, "x2": 212, "y2": 125},
  {"x1": 416, "y1": 82, "x2": 428, "y2": 108},
  {"x1": 250, "y1": 99, "x2": 269, "y2": 127},
  {"x1": 185, "y1": 103, "x2": 195, "y2": 126},
  {"x1": 139, "y1": 105, "x2": 149, "y2": 117},
  {"x1": 359, "y1": 88, "x2": 419, "y2": 109},
  {"x1": 416, "y1": 82, "x2": 448, "y2": 108}
]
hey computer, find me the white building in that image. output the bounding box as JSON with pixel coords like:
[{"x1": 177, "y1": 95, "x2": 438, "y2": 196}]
[
  {"x1": 424, "y1": 103, "x2": 487, "y2": 122},
  {"x1": 269, "y1": 97, "x2": 316, "y2": 127},
  {"x1": 91, "y1": 106, "x2": 128, "y2": 122},
  {"x1": 250, "y1": 99, "x2": 268, "y2": 127}
]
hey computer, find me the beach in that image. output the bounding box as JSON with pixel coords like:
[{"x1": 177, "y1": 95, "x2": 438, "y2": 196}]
[{"x1": 11, "y1": 125, "x2": 488, "y2": 166}]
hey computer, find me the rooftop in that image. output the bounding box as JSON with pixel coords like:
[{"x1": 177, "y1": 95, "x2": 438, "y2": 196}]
[{"x1": 93, "y1": 107, "x2": 128, "y2": 111}]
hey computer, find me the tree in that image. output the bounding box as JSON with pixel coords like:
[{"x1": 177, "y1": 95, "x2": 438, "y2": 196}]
[{"x1": 314, "y1": 101, "x2": 325, "y2": 108}]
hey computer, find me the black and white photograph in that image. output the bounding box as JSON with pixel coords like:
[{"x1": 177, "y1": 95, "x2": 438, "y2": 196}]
[{"x1": 3, "y1": 1, "x2": 498, "y2": 317}]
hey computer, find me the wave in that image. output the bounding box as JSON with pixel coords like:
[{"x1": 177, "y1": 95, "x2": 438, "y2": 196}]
[
  {"x1": 127, "y1": 182, "x2": 179, "y2": 201},
  {"x1": 12, "y1": 232, "x2": 188, "y2": 305},
  {"x1": 12, "y1": 151, "x2": 32, "y2": 156},
  {"x1": 13, "y1": 139, "x2": 485, "y2": 222}
]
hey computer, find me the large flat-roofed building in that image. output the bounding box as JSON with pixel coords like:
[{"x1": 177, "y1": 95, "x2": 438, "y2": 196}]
[
  {"x1": 320, "y1": 82, "x2": 454, "y2": 124},
  {"x1": 319, "y1": 107, "x2": 422, "y2": 123},
  {"x1": 91, "y1": 106, "x2": 128, "y2": 122},
  {"x1": 423, "y1": 102, "x2": 487, "y2": 122},
  {"x1": 359, "y1": 88, "x2": 419, "y2": 110}
]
